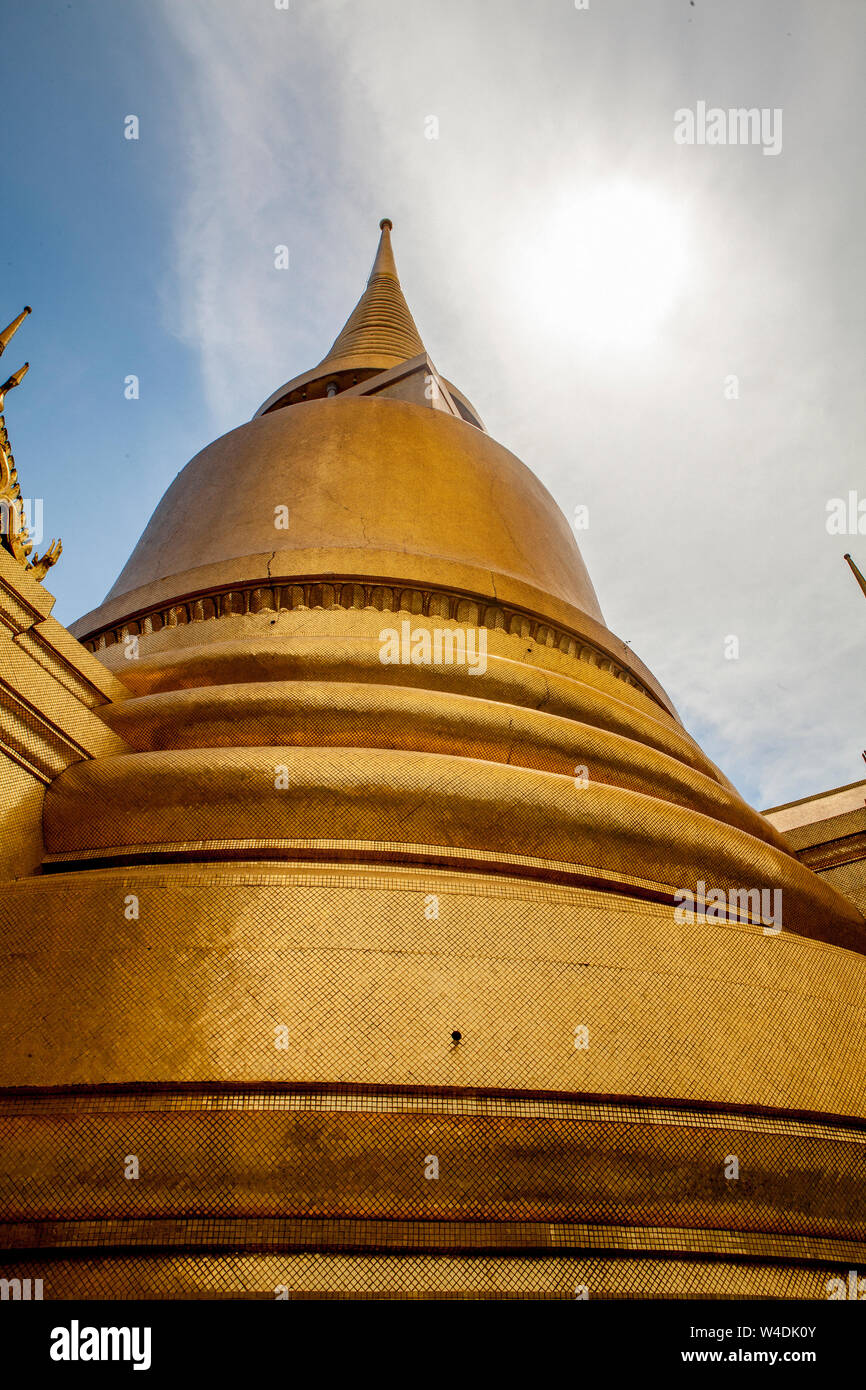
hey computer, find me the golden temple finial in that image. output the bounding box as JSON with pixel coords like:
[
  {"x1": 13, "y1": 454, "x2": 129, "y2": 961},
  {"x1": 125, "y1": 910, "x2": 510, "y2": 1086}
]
[
  {"x1": 0, "y1": 307, "x2": 62, "y2": 583},
  {"x1": 0, "y1": 361, "x2": 30, "y2": 411},
  {"x1": 0, "y1": 305, "x2": 31, "y2": 357},
  {"x1": 315, "y1": 217, "x2": 425, "y2": 374},
  {"x1": 367, "y1": 216, "x2": 399, "y2": 280},
  {"x1": 844, "y1": 553, "x2": 866, "y2": 601}
]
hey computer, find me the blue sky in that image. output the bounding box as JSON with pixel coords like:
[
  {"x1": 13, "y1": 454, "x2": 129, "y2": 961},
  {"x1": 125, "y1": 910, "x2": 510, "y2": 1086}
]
[{"x1": 3, "y1": 0, "x2": 864, "y2": 809}]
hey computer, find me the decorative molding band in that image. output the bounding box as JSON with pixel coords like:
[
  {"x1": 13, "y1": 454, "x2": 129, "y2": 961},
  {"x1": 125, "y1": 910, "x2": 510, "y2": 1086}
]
[
  {"x1": 2, "y1": 1080, "x2": 863, "y2": 1136},
  {"x1": 1, "y1": 1084, "x2": 863, "y2": 1261},
  {"x1": 35, "y1": 837, "x2": 765, "y2": 928},
  {"x1": 2, "y1": 1217, "x2": 863, "y2": 1268},
  {"x1": 797, "y1": 834, "x2": 866, "y2": 872},
  {"x1": 78, "y1": 576, "x2": 658, "y2": 704}
]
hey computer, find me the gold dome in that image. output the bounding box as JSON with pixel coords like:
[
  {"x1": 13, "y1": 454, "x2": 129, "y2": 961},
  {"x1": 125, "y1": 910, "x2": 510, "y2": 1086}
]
[
  {"x1": 2, "y1": 219, "x2": 864, "y2": 1302},
  {"x1": 77, "y1": 396, "x2": 606, "y2": 636}
]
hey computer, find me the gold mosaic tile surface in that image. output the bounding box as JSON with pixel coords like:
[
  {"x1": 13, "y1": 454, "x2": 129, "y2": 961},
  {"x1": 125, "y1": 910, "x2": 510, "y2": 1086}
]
[
  {"x1": 1, "y1": 1090, "x2": 863, "y2": 1234},
  {"x1": 0, "y1": 1251, "x2": 855, "y2": 1300},
  {"x1": 0, "y1": 868, "x2": 863, "y2": 1113}
]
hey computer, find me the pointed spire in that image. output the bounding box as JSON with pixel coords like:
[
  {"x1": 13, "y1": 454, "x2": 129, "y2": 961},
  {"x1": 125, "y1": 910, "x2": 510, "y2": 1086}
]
[
  {"x1": 0, "y1": 306, "x2": 32, "y2": 358},
  {"x1": 316, "y1": 218, "x2": 425, "y2": 374},
  {"x1": 844, "y1": 553, "x2": 866, "y2": 601}
]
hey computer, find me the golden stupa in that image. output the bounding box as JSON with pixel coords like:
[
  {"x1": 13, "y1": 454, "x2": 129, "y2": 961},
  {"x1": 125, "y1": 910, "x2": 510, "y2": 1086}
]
[{"x1": 0, "y1": 221, "x2": 864, "y2": 1301}]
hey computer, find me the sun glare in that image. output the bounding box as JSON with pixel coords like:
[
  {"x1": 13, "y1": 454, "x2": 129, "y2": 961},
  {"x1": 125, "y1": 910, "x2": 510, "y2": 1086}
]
[{"x1": 531, "y1": 182, "x2": 690, "y2": 351}]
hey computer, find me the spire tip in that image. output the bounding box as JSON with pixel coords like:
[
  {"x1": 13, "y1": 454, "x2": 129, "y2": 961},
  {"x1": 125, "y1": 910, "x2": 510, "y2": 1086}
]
[{"x1": 379, "y1": 217, "x2": 393, "y2": 231}]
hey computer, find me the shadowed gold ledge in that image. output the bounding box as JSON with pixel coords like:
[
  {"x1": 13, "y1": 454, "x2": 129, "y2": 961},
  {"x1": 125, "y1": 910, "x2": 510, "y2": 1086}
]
[
  {"x1": 3, "y1": 1079, "x2": 863, "y2": 1134},
  {"x1": 1, "y1": 1084, "x2": 862, "y2": 1247},
  {"x1": 3, "y1": 1221, "x2": 864, "y2": 1269},
  {"x1": 36, "y1": 837, "x2": 850, "y2": 940}
]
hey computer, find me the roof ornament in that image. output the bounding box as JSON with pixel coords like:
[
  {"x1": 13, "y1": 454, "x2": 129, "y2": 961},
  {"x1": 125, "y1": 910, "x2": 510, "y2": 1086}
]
[
  {"x1": 315, "y1": 217, "x2": 425, "y2": 374},
  {"x1": 844, "y1": 553, "x2": 866, "y2": 602},
  {"x1": 0, "y1": 306, "x2": 62, "y2": 582}
]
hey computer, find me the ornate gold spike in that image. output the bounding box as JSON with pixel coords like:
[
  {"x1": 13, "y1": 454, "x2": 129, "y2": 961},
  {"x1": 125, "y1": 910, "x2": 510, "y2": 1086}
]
[
  {"x1": 315, "y1": 218, "x2": 425, "y2": 373},
  {"x1": 0, "y1": 361, "x2": 30, "y2": 411},
  {"x1": 0, "y1": 308, "x2": 61, "y2": 582},
  {"x1": 0, "y1": 305, "x2": 31, "y2": 357},
  {"x1": 0, "y1": 416, "x2": 33, "y2": 566},
  {"x1": 844, "y1": 552, "x2": 866, "y2": 601}
]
